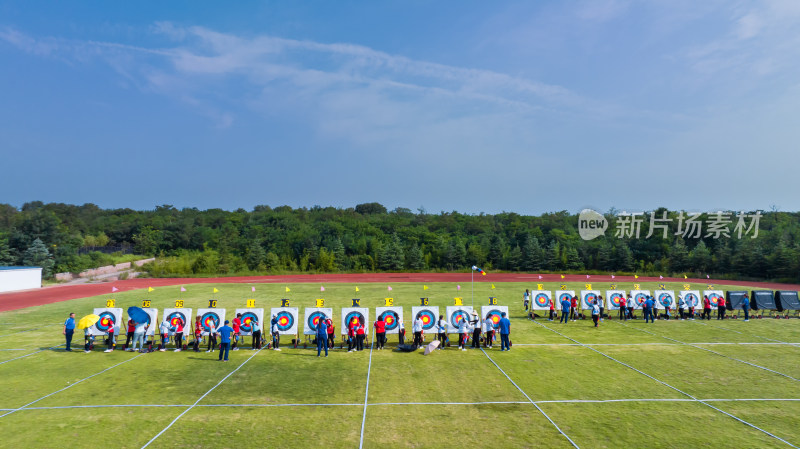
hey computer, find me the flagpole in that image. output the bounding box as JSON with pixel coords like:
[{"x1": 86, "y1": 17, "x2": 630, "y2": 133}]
[{"x1": 471, "y1": 270, "x2": 474, "y2": 308}]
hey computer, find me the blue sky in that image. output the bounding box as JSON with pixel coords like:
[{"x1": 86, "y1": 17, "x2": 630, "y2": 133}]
[{"x1": 2, "y1": 1, "x2": 799, "y2": 214}]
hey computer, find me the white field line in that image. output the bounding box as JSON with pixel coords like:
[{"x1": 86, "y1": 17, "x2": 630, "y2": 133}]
[
  {"x1": 613, "y1": 321, "x2": 800, "y2": 382},
  {"x1": 0, "y1": 324, "x2": 60, "y2": 338},
  {"x1": 693, "y1": 320, "x2": 800, "y2": 346},
  {"x1": 511, "y1": 342, "x2": 800, "y2": 346},
  {"x1": 0, "y1": 353, "x2": 143, "y2": 418},
  {"x1": 5, "y1": 397, "x2": 800, "y2": 413},
  {"x1": 0, "y1": 344, "x2": 66, "y2": 365},
  {"x1": 140, "y1": 348, "x2": 262, "y2": 448},
  {"x1": 532, "y1": 320, "x2": 799, "y2": 449},
  {"x1": 358, "y1": 333, "x2": 375, "y2": 449},
  {"x1": 481, "y1": 348, "x2": 580, "y2": 448},
  {"x1": 0, "y1": 349, "x2": 29, "y2": 351}
]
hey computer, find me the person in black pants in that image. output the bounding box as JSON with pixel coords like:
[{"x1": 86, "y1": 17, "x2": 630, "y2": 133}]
[
  {"x1": 470, "y1": 313, "x2": 481, "y2": 348},
  {"x1": 206, "y1": 326, "x2": 218, "y2": 352},
  {"x1": 63, "y1": 313, "x2": 76, "y2": 351}
]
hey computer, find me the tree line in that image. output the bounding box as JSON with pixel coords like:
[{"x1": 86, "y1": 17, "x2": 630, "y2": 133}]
[{"x1": 0, "y1": 202, "x2": 798, "y2": 282}]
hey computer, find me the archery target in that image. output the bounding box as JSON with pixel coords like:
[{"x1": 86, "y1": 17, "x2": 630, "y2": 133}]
[
  {"x1": 630, "y1": 290, "x2": 650, "y2": 309},
  {"x1": 198, "y1": 308, "x2": 226, "y2": 336},
  {"x1": 341, "y1": 307, "x2": 369, "y2": 334},
  {"x1": 580, "y1": 291, "x2": 601, "y2": 310},
  {"x1": 375, "y1": 307, "x2": 403, "y2": 334},
  {"x1": 557, "y1": 291, "x2": 576, "y2": 309},
  {"x1": 163, "y1": 308, "x2": 192, "y2": 337},
  {"x1": 136, "y1": 308, "x2": 159, "y2": 336},
  {"x1": 446, "y1": 306, "x2": 474, "y2": 331},
  {"x1": 681, "y1": 291, "x2": 701, "y2": 308},
  {"x1": 655, "y1": 291, "x2": 675, "y2": 309},
  {"x1": 270, "y1": 307, "x2": 298, "y2": 335},
  {"x1": 235, "y1": 308, "x2": 264, "y2": 336},
  {"x1": 531, "y1": 291, "x2": 553, "y2": 310},
  {"x1": 704, "y1": 290, "x2": 724, "y2": 307},
  {"x1": 411, "y1": 306, "x2": 439, "y2": 331},
  {"x1": 481, "y1": 305, "x2": 508, "y2": 330},
  {"x1": 91, "y1": 308, "x2": 122, "y2": 336},
  {"x1": 303, "y1": 308, "x2": 333, "y2": 335},
  {"x1": 606, "y1": 290, "x2": 626, "y2": 310}
]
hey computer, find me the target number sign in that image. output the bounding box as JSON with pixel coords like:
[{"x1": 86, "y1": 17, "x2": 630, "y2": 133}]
[
  {"x1": 385, "y1": 298, "x2": 394, "y2": 306},
  {"x1": 481, "y1": 305, "x2": 508, "y2": 330},
  {"x1": 106, "y1": 299, "x2": 115, "y2": 308},
  {"x1": 585, "y1": 283, "x2": 592, "y2": 290},
  {"x1": 142, "y1": 300, "x2": 151, "y2": 308},
  {"x1": 208, "y1": 300, "x2": 217, "y2": 308},
  {"x1": 411, "y1": 306, "x2": 439, "y2": 331},
  {"x1": 163, "y1": 308, "x2": 192, "y2": 337},
  {"x1": 376, "y1": 307, "x2": 403, "y2": 334},
  {"x1": 605, "y1": 290, "x2": 626, "y2": 310},
  {"x1": 560, "y1": 284, "x2": 566, "y2": 290},
  {"x1": 352, "y1": 299, "x2": 360, "y2": 306},
  {"x1": 684, "y1": 284, "x2": 691, "y2": 290},
  {"x1": 634, "y1": 284, "x2": 640, "y2": 290},
  {"x1": 488, "y1": 297, "x2": 497, "y2": 305},
  {"x1": 454, "y1": 297, "x2": 463, "y2": 306},
  {"x1": 246, "y1": 299, "x2": 256, "y2": 308},
  {"x1": 270, "y1": 307, "x2": 299, "y2": 335},
  {"x1": 610, "y1": 284, "x2": 617, "y2": 289},
  {"x1": 659, "y1": 284, "x2": 666, "y2": 290},
  {"x1": 532, "y1": 291, "x2": 553, "y2": 310},
  {"x1": 708, "y1": 284, "x2": 714, "y2": 289},
  {"x1": 537, "y1": 284, "x2": 543, "y2": 290},
  {"x1": 420, "y1": 298, "x2": 428, "y2": 306},
  {"x1": 175, "y1": 300, "x2": 184, "y2": 308},
  {"x1": 316, "y1": 299, "x2": 325, "y2": 307},
  {"x1": 281, "y1": 299, "x2": 290, "y2": 307}
]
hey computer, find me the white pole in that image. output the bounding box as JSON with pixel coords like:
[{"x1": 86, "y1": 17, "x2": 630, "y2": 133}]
[{"x1": 471, "y1": 270, "x2": 474, "y2": 307}]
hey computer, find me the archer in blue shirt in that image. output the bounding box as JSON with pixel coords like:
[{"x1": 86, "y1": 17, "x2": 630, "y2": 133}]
[
  {"x1": 217, "y1": 321, "x2": 234, "y2": 361},
  {"x1": 63, "y1": 313, "x2": 76, "y2": 351},
  {"x1": 560, "y1": 299, "x2": 571, "y2": 324},
  {"x1": 742, "y1": 294, "x2": 751, "y2": 321},
  {"x1": 316, "y1": 319, "x2": 329, "y2": 357},
  {"x1": 498, "y1": 313, "x2": 511, "y2": 351}
]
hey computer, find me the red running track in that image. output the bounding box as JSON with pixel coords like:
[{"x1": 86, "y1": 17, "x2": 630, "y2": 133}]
[{"x1": 1, "y1": 273, "x2": 798, "y2": 312}]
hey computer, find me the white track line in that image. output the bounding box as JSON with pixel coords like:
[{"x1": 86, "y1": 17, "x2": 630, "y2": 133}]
[
  {"x1": 532, "y1": 320, "x2": 799, "y2": 448},
  {"x1": 6, "y1": 397, "x2": 800, "y2": 413},
  {"x1": 0, "y1": 344, "x2": 66, "y2": 365},
  {"x1": 358, "y1": 333, "x2": 375, "y2": 449},
  {"x1": 614, "y1": 321, "x2": 800, "y2": 382},
  {"x1": 481, "y1": 348, "x2": 580, "y2": 448},
  {"x1": 140, "y1": 348, "x2": 262, "y2": 448},
  {"x1": 0, "y1": 353, "x2": 143, "y2": 418}
]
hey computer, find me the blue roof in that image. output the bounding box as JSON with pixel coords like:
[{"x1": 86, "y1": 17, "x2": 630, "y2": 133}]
[{"x1": 0, "y1": 266, "x2": 41, "y2": 270}]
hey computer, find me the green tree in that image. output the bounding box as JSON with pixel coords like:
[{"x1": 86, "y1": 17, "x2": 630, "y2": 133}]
[
  {"x1": 615, "y1": 242, "x2": 634, "y2": 271},
  {"x1": 378, "y1": 234, "x2": 404, "y2": 270},
  {"x1": 133, "y1": 226, "x2": 164, "y2": 256},
  {"x1": 245, "y1": 241, "x2": 267, "y2": 270},
  {"x1": 507, "y1": 245, "x2": 522, "y2": 271},
  {"x1": 488, "y1": 235, "x2": 505, "y2": 268},
  {"x1": 405, "y1": 244, "x2": 424, "y2": 270},
  {"x1": 668, "y1": 238, "x2": 689, "y2": 273},
  {"x1": 565, "y1": 246, "x2": 584, "y2": 270},
  {"x1": 690, "y1": 240, "x2": 711, "y2": 272},
  {"x1": 521, "y1": 235, "x2": 543, "y2": 271},
  {"x1": 545, "y1": 240, "x2": 561, "y2": 270},
  {"x1": 23, "y1": 238, "x2": 54, "y2": 277},
  {"x1": 0, "y1": 235, "x2": 15, "y2": 265}
]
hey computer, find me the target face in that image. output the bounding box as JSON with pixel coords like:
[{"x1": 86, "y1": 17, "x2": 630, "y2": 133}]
[
  {"x1": 705, "y1": 290, "x2": 724, "y2": 307},
  {"x1": 303, "y1": 308, "x2": 333, "y2": 335},
  {"x1": 630, "y1": 290, "x2": 650, "y2": 308},
  {"x1": 481, "y1": 305, "x2": 508, "y2": 330},
  {"x1": 376, "y1": 307, "x2": 403, "y2": 334},
  {"x1": 270, "y1": 307, "x2": 299, "y2": 334},
  {"x1": 412, "y1": 306, "x2": 439, "y2": 331},
  {"x1": 532, "y1": 291, "x2": 552, "y2": 310},
  {"x1": 163, "y1": 308, "x2": 192, "y2": 336},
  {"x1": 581, "y1": 291, "x2": 600, "y2": 310},
  {"x1": 606, "y1": 291, "x2": 626, "y2": 310},
  {"x1": 557, "y1": 291, "x2": 576, "y2": 308},
  {"x1": 446, "y1": 306, "x2": 474, "y2": 330},
  {"x1": 197, "y1": 308, "x2": 226, "y2": 335},
  {"x1": 682, "y1": 291, "x2": 700, "y2": 308},
  {"x1": 656, "y1": 291, "x2": 675, "y2": 308},
  {"x1": 340, "y1": 307, "x2": 369, "y2": 334},
  {"x1": 90, "y1": 308, "x2": 122, "y2": 336},
  {"x1": 235, "y1": 308, "x2": 264, "y2": 336}
]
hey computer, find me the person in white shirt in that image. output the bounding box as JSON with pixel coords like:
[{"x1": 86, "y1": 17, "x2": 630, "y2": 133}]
[
  {"x1": 591, "y1": 301, "x2": 601, "y2": 327},
  {"x1": 397, "y1": 315, "x2": 406, "y2": 346},
  {"x1": 626, "y1": 296, "x2": 634, "y2": 320},
  {"x1": 436, "y1": 315, "x2": 448, "y2": 349},
  {"x1": 484, "y1": 316, "x2": 495, "y2": 348},
  {"x1": 458, "y1": 318, "x2": 469, "y2": 350},
  {"x1": 158, "y1": 320, "x2": 170, "y2": 352},
  {"x1": 131, "y1": 321, "x2": 147, "y2": 352},
  {"x1": 678, "y1": 296, "x2": 686, "y2": 320},
  {"x1": 470, "y1": 311, "x2": 482, "y2": 348},
  {"x1": 206, "y1": 322, "x2": 217, "y2": 353},
  {"x1": 412, "y1": 317, "x2": 424, "y2": 348}
]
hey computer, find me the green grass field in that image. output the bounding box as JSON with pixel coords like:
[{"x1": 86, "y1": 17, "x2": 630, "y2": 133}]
[{"x1": 1, "y1": 281, "x2": 798, "y2": 448}]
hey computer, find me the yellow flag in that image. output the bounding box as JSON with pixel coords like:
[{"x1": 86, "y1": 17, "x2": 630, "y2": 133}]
[
  {"x1": 423, "y1": 285, "x2": 429, "y2": 291},
  {"x1": 560, "y1": 274, "x2": 565, "y2": 279},
  {"x1": 355, "y1": 286, "x2": 360, "y2": 292},
  {"x1": 285, "y1": 286, "x2": 291, "y2": 293},
  {"x1": 683, "y1": 274, "x2": 688, "y2": 279},
  {"x1": 634, "y1": 275, "x2": 639, "y2": 279},
  {"x1": 147, "y1": 287, "x2": 154, "y2": 292},
  {"x1": 491, "y1": 284, "x2": 495, "y2": 289},
  {"x1": 212, "y1": 288, "x2": 219, "y2": 293}
]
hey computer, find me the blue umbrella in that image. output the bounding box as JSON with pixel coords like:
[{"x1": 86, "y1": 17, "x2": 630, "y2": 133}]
[{"x1": 127, "y1": 306, "x2": 150, "y2": 324}]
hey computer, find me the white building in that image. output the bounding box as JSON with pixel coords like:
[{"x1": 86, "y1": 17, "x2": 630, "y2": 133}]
[{"x1": 0, "y1": 267, "x2": 43, "y2": 293}]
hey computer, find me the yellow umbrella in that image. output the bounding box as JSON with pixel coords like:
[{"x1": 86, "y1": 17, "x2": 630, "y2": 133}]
[{"x1": 77, "y1": 314, "x2": 100, "y2": 329}]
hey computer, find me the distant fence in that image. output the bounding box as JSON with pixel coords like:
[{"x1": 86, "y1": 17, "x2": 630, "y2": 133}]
[{"x1": 78, "y1": 245, "x2": 133, "y2": 255}]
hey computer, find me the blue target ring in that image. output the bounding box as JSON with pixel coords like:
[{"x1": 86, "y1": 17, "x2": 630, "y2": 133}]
[
  {"x1": 240, "y1": 312, "x2": 258, "y2": 333},
  {"x1": 609, "y1": 293, "x2": 624, "y2": 308},
  {"x1": 167, "y1": 311, "x2": 186, "y2": 329},
  {"x1": 658, "y1": 293, "x2": 673, "y2": 307},
  {"x1": 379, "y1": 311, "x2": 398, "y2": 331},
  {"x1": 201, "y1": 312, "x2": 221, "y2": 332},
  {"x1": 634, "y1": 293, "x2": 648, "y2": 305},
  {"x1": 583, "y1": 293, "x2": 598, "y2": 308},
  {"x1": 275, "y1": 311, "x2": 295, "y2": 332},
  {"x1": 558, "y1": 293, "x2": 573, "y2": 303},
  {"x1": 534, "y1": 293, "x2": 550, "y2": 307},
  {"x1": 307, "y1": 311, "x2": 328, "y2": 331},
  {"x1": 96, "y1": 311, "x2": 117, "y2": 333},
  {"x1": 415, "y1": 310, "x2": 436, "y2": 330},
  {"x1": 450, "y1": 310, "x2": 470, "y2": 329},
  {"x1": 344, "y1": 311, "x2": 365, "y2": 329},
  {"x1": 485, "y1": 309, "x2": 502, "y2": 329},
  {"x1": 684, "y1": 293, "x2": 699, "y2": 308},
  {"x1": 708, "y1": 293, "x2": 722, "y2": 306}
]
